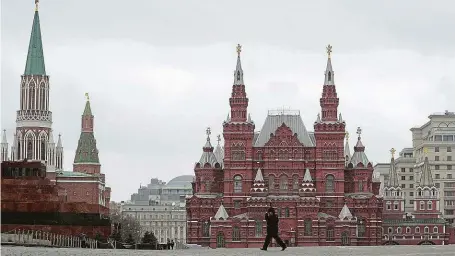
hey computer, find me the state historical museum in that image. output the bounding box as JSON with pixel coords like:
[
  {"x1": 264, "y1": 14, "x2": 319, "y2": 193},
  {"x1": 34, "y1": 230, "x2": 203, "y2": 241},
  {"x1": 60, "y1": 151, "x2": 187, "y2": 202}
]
[{"x1": 186, "y1": 45, "x2": 383, "y2": 248}]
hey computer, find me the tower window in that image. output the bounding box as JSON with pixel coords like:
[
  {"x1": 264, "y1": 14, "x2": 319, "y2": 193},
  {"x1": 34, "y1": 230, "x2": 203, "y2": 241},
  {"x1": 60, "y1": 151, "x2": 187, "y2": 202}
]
[
  {"x1": 27, "y1": 141, "x2": 33, "y2": 160},
  {"x1": 325, "y1": 174, "x2": 335, "y2": 192},
  {"x1": 233, "y1": 175, "x2": 242, "y2": 193},
  {"x1": 327, "y1": 72, "x2": 332, "y2": 81},
  {"x1": 280, "y1": 175, "x2": 288, "y2": 190},
  {"x1": 268, "y1": 175, "x2": 275, "y2": 191}
]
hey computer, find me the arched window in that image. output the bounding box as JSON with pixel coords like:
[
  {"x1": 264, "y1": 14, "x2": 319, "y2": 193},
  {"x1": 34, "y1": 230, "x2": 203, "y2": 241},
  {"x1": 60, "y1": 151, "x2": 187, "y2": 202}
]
[
  {"x1": 27, "y1": 141, "x2": 33, "y2": 160},
  {"x1": 292, "y1": 176, "x2": 299, "y2": 190},
  {"x1": 394, "y1": 201, "x2": 399, "y2": 210},
  {"x1": 284, "y1": 207, "x2": 290, "y2": 217},
  {"x1": 357, "y1": 218, "x2": 366, "y2": 237},
  {"x1": 233, "y1": 175, "x2": 242, "y2": 193},
  {"x1": 388, "y1": 227, "x2": 393, "y2": 234},
  {"x1": 255, "y1": 220, "x2": 263, "y2": 237},
  {"x1": 327, "y1": 71, "x2": 332, "y2": 81},
  {"x1": 29, "y1": 85, "x2": 35, "y2": 109},
  {"x1": 396, "y1": 227, "x2": 402, "y2": 234},
  {"x1": 433, "y1": 226, "x2": 438, "y2": 233},
  {"x1": 280, "y1": 175, "x2": 288, "y2": 190},
  {"x1": 406, "y1": 227, "x2": 411, "y2": 233},
  {"x1": 326, "y1": 226, "x2": 334, "y2": 241},
  {"x1": 424, "y1": 226, "x2": 429, "y2": 233},
  {"x1": 232, "y1": 226, "x2": 240, "y2": 241},
  {"x1": 40, "y1": 140, "x2": 46, "y2": 161},
  {"x1": 358, "y1": 180, "x2": 363, "y2": 192},
  {"x1": 17, "y1": 141, "x2": 21, "y2": 160},
  {"x1": 386, "y1": 201, "x2": 392, "y2": 210},
  {"x1": 231, "y1": 143, "x2": 246, "y2": 161},
  {"x1": 325, "y1": 175, "x2": 335, "y2": 192},
  {"x1": 420, "y1": 201, "x2": 425, "y2": 210},
  {"x1": 415, "y1": 227, "x2": 420, "y2": 233},
  {"x1": 304, "y1": 219, "x2": 312, "y2": 236},
  {"x1": 427, "y1": 201, "x2": 432, "y2": 210},
  {"x1": 268, "y1": 175, "x2": 275, "y2": 191},
  {"x1": 40, "y1": 86, "x2": 45, "y2": 109},
  {"x1": 202, "y1": 221, "x2": 210, "y2": 237}
]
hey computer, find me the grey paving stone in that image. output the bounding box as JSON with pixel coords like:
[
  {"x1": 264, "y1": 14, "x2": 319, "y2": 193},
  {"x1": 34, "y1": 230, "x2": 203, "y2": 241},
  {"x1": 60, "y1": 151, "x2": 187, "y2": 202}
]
[{"x1": 2, "y1": 245, "x2": 455, "y2": 256}]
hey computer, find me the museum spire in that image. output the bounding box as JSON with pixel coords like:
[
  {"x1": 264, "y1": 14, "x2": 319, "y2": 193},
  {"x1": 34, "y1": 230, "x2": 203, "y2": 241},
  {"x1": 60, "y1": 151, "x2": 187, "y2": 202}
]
[
  {"x1": 228, "y1": 44, "x2": 249, "y2": 122},
  {"x1": 233, "y1": 44, "x2": 244, "y2": 85},
  {"x1": 319, "y1": 44, "x2": 339, "y2": 122},
  {"x1": 24, "y1": 0, "x2": 46, "y2": 75}
]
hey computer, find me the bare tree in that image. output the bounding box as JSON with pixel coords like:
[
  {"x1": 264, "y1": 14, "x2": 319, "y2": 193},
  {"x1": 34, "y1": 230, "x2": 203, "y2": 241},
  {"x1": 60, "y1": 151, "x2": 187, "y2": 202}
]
[{"x1": 110, "y1": 212, "x2": 141, "y2": 242}]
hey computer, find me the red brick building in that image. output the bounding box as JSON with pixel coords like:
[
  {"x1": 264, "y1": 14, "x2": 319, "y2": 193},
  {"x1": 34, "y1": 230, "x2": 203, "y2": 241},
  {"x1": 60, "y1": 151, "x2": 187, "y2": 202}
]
[
  {"x1": 0, "y1": 3, "x2": 110, "y2": 208},
  {"x1": 1, "y1": 160, "x2": 111, "y2": 237},
  {"x1": 186, "y1": 45, "x2": 383, "y2": 248},
  {"x1": 382, "y1": 148, "x2": 454, "y2": 245}
]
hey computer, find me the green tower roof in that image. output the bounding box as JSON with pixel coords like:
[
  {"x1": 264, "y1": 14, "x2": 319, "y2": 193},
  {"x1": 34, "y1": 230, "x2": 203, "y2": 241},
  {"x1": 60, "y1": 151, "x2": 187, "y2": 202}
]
[
  {"x1": 24, "y1": 10, "x2": 46, "y2": 75},
  {"x1": 83, "y1": 100, "x2": 93, "y2": 116},
  {"x1": 74, "y1": 132, "x2": 100, "y2": 164}
]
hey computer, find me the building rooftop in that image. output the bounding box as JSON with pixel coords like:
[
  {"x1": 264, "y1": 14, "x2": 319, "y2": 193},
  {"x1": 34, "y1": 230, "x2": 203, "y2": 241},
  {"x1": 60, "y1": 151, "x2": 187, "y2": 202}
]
[{"x1": 165, "y1": 175, "x2": 194, "y2": 188}]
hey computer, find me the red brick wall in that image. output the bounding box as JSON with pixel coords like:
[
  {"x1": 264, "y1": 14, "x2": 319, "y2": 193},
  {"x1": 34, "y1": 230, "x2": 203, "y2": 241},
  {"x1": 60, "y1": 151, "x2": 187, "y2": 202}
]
[
  {"x1": 73, "y1": 164, "x2": 100, "y2": 175},
  {"x1": 57, "y1": 182, "x2": 99, "y2": 205}
]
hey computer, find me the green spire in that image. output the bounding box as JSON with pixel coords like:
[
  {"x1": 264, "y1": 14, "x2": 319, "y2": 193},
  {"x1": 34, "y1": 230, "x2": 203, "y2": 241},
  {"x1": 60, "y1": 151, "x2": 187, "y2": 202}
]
[
  {"x1": 73, "y1": 133, "x2": 100, "y2": 164},
  {"x1": 83, "y1": 100, "x2": 93, "y2": 116},
  {"x1": 24, "y1": 9, "x2": 46, "y2": 75}
]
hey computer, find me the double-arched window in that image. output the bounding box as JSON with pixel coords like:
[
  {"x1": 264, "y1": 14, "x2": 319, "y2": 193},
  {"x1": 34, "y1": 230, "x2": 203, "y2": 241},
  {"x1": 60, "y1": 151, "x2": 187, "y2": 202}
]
[
  {"x1": 234, "y1": 175, "x2": 242, "y2": 193},
  {"x1": 280, "y1": 175, "x2": 288, "y2": 190},
  {"x1": 326, "y1": 175, "x2": 335, "y2": 192}
]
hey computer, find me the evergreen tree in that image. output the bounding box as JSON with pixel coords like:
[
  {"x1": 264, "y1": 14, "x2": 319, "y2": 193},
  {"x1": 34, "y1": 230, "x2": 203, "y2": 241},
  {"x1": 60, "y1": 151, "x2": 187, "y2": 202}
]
[
  {"x1": 125, "y1": 233, "x2": 135, "y2": 244},
  {"x1": 149, "y1": 231, "x2": 158, "y2": 246},
  {"x1": 141, "y1": 231, "x2": 152, "y2": 244},
  {"x1": 111, "y1": 231, "x2": 122, "y2": 242}
]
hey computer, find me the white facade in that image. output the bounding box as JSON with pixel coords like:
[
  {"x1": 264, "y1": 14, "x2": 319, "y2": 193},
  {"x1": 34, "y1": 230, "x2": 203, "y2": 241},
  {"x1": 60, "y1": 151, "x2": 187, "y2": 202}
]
[
  {"x1": 121, "y1": 203, "x2": 187, "y2": 245},
  {"x1": 121, "y1": 175, "x2": 194, "y2": 246}
]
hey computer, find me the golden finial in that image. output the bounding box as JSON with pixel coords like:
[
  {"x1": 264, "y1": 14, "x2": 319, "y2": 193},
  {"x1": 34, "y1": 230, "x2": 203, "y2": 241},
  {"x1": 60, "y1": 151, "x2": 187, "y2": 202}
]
[
  {"x1": 423, "y1": 147, "x2": 429, "y2": 155},
  {"x1": 236, "y1": 44, "x2": 242, "y2": 56},
  {"x1": 35, "y1": 0, "x2": 39, "y2": 11},
  {"x1": 85, "y1": 92, "x2": 90, "y2": 101},
  {"x1": 390, "y1": 148, "x2": 396, "y2": 158},
  {"x1": 326, "y1": 44, "x2": 333, "y2": 58},
  {"x1": 345, "y1": 131, "x2": 349, "y2": 140}
]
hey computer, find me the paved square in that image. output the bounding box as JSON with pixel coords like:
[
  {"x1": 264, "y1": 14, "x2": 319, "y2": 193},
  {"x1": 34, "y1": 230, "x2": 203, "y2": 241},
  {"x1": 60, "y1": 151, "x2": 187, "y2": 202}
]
[{"x1": 3, "y1": 245, "x2": 455, "y2": 256}]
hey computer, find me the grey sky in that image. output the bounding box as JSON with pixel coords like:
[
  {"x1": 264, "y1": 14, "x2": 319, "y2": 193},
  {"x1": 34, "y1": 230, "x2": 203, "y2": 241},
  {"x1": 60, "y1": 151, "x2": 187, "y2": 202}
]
[{"x1": 1, "y1": 0, "x2": 455, "y2": 202}]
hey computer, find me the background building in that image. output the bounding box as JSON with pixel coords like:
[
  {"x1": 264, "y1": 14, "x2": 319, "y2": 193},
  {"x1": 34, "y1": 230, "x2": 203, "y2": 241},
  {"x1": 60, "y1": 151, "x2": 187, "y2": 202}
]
[
  {"x1": 375, "y1": 111, "x2": 455, "y2": 223},
  {"x1": 121, "y1": 175, "x2": 193, "y2": 246},
  {"x1": 382, "y1": 148, "x2": 452, "y2": 245}
]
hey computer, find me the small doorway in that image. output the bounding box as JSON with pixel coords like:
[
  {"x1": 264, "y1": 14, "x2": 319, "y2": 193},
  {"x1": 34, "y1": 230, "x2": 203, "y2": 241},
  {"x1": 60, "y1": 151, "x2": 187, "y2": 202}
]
[
  {"x1": 341, "y1": 231, "x2": 350, "y2": 246},
  {"x1": 216, "y1": 233, "x2": 225, "y2": 248}
]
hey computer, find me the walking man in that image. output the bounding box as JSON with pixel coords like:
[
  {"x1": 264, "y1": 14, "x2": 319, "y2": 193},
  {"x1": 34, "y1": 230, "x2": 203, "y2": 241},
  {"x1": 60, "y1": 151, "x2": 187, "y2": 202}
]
[{"x1": 261, "y1": 207, "x2": 287, "y2": 251}]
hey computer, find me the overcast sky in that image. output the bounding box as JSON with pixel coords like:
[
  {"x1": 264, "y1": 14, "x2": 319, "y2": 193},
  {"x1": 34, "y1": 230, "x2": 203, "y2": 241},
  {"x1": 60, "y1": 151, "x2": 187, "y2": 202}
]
[{"x1": 1, "y1": 0, "x2": 454, "y2": 202}]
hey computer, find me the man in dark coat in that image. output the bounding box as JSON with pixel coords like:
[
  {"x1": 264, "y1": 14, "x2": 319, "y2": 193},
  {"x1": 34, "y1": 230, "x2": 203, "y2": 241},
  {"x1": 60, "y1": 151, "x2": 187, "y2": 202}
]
[{"x1": 261, "y1": 207, "x2": 286, "y2": 251}]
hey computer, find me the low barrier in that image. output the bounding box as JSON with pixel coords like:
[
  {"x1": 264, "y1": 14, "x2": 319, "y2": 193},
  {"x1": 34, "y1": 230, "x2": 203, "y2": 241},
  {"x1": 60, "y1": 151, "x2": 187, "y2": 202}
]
[{"x1": 1, "y1": 229, "x2": 98, "y2": 249}]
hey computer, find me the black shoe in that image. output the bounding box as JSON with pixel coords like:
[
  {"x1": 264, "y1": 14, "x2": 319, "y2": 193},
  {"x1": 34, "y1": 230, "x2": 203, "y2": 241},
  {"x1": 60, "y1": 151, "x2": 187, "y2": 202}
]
[
  {"x1": 281, "y1": 246, "x2": 287, "y2": 251},
  {"x1": 260, "y1": 248, "x2": 267, "y2": 251}
]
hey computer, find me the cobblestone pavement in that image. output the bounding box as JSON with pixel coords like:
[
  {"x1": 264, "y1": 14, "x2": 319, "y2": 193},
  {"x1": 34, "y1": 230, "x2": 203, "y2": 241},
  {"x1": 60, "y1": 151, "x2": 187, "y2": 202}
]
[{"x1": 3, "y1": 245, "x2": 455, "y2": 256}]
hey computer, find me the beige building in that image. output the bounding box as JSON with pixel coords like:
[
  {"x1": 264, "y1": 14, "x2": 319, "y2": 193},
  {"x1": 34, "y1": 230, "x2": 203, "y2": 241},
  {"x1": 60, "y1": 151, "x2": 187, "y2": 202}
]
[
  {"x1": 121, "y1": 175, "x2": 193, "y2": 246},
  {"x1": 375, "y1": 111, "x2": 455, "y2": 223}
]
